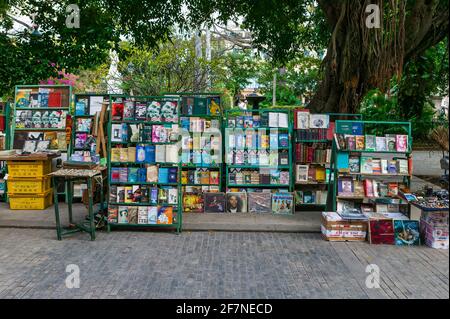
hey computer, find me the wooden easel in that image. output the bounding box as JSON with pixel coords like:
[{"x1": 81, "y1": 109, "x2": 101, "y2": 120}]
[{"x1": 95, "y1": 102, "x2": 108, "y2": 158}]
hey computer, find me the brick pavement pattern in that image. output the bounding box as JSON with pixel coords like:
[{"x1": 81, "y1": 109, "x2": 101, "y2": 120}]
[{"x1": 0, "y1": 229, "x2": 448, "y2": 299}]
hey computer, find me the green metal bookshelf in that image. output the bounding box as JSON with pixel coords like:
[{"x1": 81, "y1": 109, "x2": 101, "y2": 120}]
[
  {"x1": 293, "y1": 111, "x2": 363, "y2": 210},
  {"x1": 327, "y1": 120, "x2": 413, "y2": 214},
  {"x1": 224, "y1": 108, "x2": 294, "y2": 192},
  {"x1": 106, "y1": 94, "x2": 182, "y2": 233},
  {"x1": 0, "y1": 101, "x2": 11, "y2": 201},
  {"x1": 164, "y1": 92, "x2": 224, "y2": 214}
]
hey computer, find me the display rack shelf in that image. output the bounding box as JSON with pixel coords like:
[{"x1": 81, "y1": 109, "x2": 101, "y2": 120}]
[
  {"x1": 107, "y1": 94, "x2": 182, "y2": 232},
  {"x1": 224, "y1": 108, "x2": 294, "y2": 192},
  {"x1": 327, "y1": 120, "x2": 413, "y2": 215}
]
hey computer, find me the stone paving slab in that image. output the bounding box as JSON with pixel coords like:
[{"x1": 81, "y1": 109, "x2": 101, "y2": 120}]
[{"x1": 0, "y1": 229, "x2": 447, "y2": 299}]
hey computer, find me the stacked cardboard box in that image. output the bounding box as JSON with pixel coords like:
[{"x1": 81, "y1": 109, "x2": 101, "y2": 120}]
[
  {"x1": 420, "y1": 210, "x2": 449, "y2": 249},
  {"x1": 321, "y1": 211, "x2": 367, "y2": 241}
]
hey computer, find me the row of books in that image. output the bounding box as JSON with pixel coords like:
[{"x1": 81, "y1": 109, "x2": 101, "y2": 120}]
[
  {"x1": 335, "y1": 133, "x2": 409, "y2": 152},
  {"x1": 295, "y1": 128, "x2": 333, "y2": 141},
  {"x1": 227, "y1": 112, "x2": 289, "y2": 129},
  {"x1": 180, "y1": 117, "x2": 221, "y2": 132},
  {"x1": 295, "y1": 190, "x2": 327, "y2": 205},
  {"x1": 181, "y1": 169, "x2": 220, "y2": 185},
  {"x1": 344, "y1": 155, "x2": 410, "y2": 175},
  {"x1": 183, "y1": 191, "x2": 294, "y2": 214},
  {"x1": 181, "y1": 134, "x2": 221, "y2": 151},
  {"x1": 227, "y1": 131, "x2": 289, "y2": 149},
  {"x1": 108, "y1": 206, "x2": 175, "y2": 225},
  {"x1": 226, "y1": 149, "x2": 289, "y2": 166},
  {"x1": 295, "y1": 165, "x2": 328, "y2": 183},
  {"x1": 295, "y1": 143, "x2": 332, "y2": 164},
  {"x1": 111, "y1": 166, "x2": 178, "y2": 184},
  {"x1": 181, "y1": 150, "x2": 220, "y2": 165},
  {"x1": 110, "y1": 145, "x2": 178, "y2": 163},
  {"x1": 75, "y1": 96, "x2": 107, "y2": 116},
  {"x1": 181, "y1": 96, "x2": 221, "y2": 116},
  {"x1": 74, "y1": 133, "x2": 95, "y2": 150},
  {"x1": 111, "y1": 99, "x2": 179, "y2": 123},
  {"x1": 15, "y1": 88, "x2": 65, "y2": 108},
  {"x1": 294, "y1": 110, "x2": 330, "y2": 129},
  {"x1": 111, "y1": 123, "x2": 179, "y2": 143},
  {"x1": 338, "y1": 177, "x2": 405, "y2": 198},
  {"x1": 228, "y1": 169, "x2": 290, "y2": 186},
  {"x1": 109, "y1": 185, "x2": 178, "y2": 205},
  {"x1": 15, "y1": 110, "x2": 67, "y2": 129}
]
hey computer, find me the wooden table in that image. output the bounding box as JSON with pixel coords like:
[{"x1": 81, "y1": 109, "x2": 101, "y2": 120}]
[
  {"x1": 0, "y1": 152, "x2": 60, "y2": 162},
  {"x1": 48, "y1": 168, "x2": 105, "y2": 241}
]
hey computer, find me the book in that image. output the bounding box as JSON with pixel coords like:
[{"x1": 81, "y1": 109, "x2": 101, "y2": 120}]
[
  {"x1": 338, "y1": 177, "x2": 354, "y2": 196},
  {"x1": 387, "y1": 160, "x2": 397, "y2": 174},
  {"x1": 353, "y1": 180, "x2": 365, "y2": 197},
  {"x1": 127, "y1": 207, "x2": 138, "y2": 224},
  {"x1": 396, "y1": 135, "x2": 408, "y2": 152},
  {"x1": 349, "y1": 156, "x2": 360, "y2": 173},
  {"x1": 137, "y1": 207, "x2": 148, "y2": 224},
  {"x1": 397, "y1": 159, "x2": 409, "y2": 175},
  {"x1": 375, "y1": 136, "x2": 387, "y2": 152},
  {"x1": 272, "y1": 193, "x2": 294, "y2": 214},
  {"x1": 108, "y1": 207, "x2": 118, "y2": 223},
  {"x1": 147, "y1": 101, "x2": 161, "y2": 122},
  {"x1": 394, "y1": 220, "x2": 420, "y2": 246},
  {"x1": 309, "y1": 114, "x2": 329, "y2": 129},
  {"x1": 118, "y1": 206, "x2": 129, "y2": 224},
  {"x1": 372, "y1": 159, "x2": 381, "y2": 174},
  {"x1": 147, "y1": 207, "x2": 158, "y2": 224},
  {"x1": 381, "y1": 159, "x2": 388, "y2": 174},
  {"x1": 248, "y1": 192, "x2": 272, "y2": 213},
  {"x1": 112, "y1": 102, "x2": 124, "y2": 121},
  {"x1": 355, "y1": 136, "x2": 365, "y2": 150},
  {"x1": 345, "y1": 135, "x2": 356, "y2": 150},
  {"x1": 360, "y1": 156, "x2": 373, "y2": 174},
  {"x1": 364, "y1": 179, "x2": 374, "y2": 197},
  {"x1": 268, "y1": 112, "x2": 279, "y2": 128},
  {"x1": 365, "y1": 135, "x2": 376, "y2": 151},
  {"x1": 183, "y1": 193, "x2": 204, "y2": 213},
  {"x1": 226, "y1": 192, "x2": 247, "y2": 213},
  {"x1": 123, "y1": 100, "x2": 135, "y2": 120},
  {"x1": 296, "y1": 110, "x2": 310, "y2": 129},
  {"x1": 204, "y1": 192, "x2": 226, "y2": 213},
  {"x1": 385, "y1": 134, "x2": 396, "y2": 151}
]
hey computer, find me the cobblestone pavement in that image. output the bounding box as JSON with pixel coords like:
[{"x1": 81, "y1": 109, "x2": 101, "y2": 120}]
[{"x1": 0, "y1": 229, "x2": 448, "y2": 299}]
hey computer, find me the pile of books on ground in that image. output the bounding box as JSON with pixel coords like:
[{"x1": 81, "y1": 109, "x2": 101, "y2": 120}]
[
  {"x1": 321, "y1": 211, "x2": 368, "y2": 242},
  {"x1": 183, "y1": 191, "x2": 294, "y2": 214},
  {"x1": 420, "y1": 210, "x2": 449, "y2": 249}
]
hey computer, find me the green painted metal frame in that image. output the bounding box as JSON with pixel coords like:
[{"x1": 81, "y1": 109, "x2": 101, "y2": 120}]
[
  {"x1": 327, "y1": 120, "x2": 412, "y2": 212},
  {"x1": 106, "y1": 94, "x2": 183, "y2": 233},
  {"x1": 293, "y1": 112, "x2": 363, "y2": 210},
  {"x1": 0, "y1": 101, "x2": 11, "y2": 202},
  {"x1": 224, "y1": 108, "x2": 294, "y2": 193},
  {"x1": 11, "y1": 85, "x2": 73, "y2": 201}
]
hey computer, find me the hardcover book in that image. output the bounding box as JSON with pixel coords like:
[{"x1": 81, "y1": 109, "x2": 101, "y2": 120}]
[
  {"x1": 108, "y1": 207, "x2": 118, "y2": 223},
  {"x1": 118, "y1": 206, "x2": 129, "y2": 224},
  {"x1": 376, "y1": 136, "x2": 387, "y2": 152},
  {"x1": 360, "y1": 156, "x2": 373, "y2": 174},
  {"x1": 385, "y1": 134, "x2": 396, "y2": 151},
  {"x1": 365, "y1": 135, "x2": 376, "y2": 151},
  {"x1": 248, "y1": 192, "x2": 272, "y2": 213},
  {"x1": 349, "y1": 156, "x2": 360, "y2": 174},
  {"x1": 147, "y1": 207, "x2": 158, "y2": 224},
  {"x1": 123, "y1": 100, "x2": 135, "y2": 120},
  {"x1": 112, "y1": 102, "x2": 124, "y2": 121},
  {"x1": 272, "y1": 193, "x2": 294, "y2": 214},
  {"x1": 355, "y1": 135, "x2": 365, "y2": 150},
  {"x1": 396, "y1": 135, "x2": 408, "y2": 152},
  {"x1": 204, "y1": 192, "x2": 226, "y2": 213}
]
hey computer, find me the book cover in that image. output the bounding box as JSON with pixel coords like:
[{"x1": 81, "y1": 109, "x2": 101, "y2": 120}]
[
  {"x1": 147, "y1": 101, "x2": 161, "y2": 122},
  {"x1": 349, "y1": 156, "x2": 360, "y2": 173},
  {"x1": 155, "y1": 145, "x2": 166, "y2": 163},
  {"x1": 337, "y1": 152, "x2": 349, "y2": 173},
  {"x1": 345, "y1": 135, "x2": 356, "y2": 150},
  {"x1": 137, "y1": 207, "x2": 148, "y2": 224},
  {"x1": 134, "y1": 102, "x2": 147, "y2": 120},
  {"x1": 388, "y1": 160, "x2": 397, "y2": 174},
  {"x1": 118, "y1": 206, "x2": 129, "y2": 224},
  {"x1": 394, "y1": 220, "x2": 420, "y2": 246},
  {"x1": 193, "y1": 97, "x2": 207, "y2": 115},
  {"x1": 278, "y1": 133, "x2": 289, "y2": 147},
  {"x1": 381, "y1": 159, "x2": 388, "y2": 174},
  {"x1": 204, "y1": 192, "x2": 226, "y2": 213},
  {"x1": 112, "y1": 102, "x2": 124, "y2": 121},
  {"x1": 127, "y1": 207, "x2": 138, "y2": 224},
  {"x1": 157, "y1": 207, "x2": 173, "y2": 224},
  {"x1": 272, "y1": 193, "x2": 294, "y2": 214},
  {"x1": 369, "y1": 219, "x2": 395, "y2": 245},
  {"x1": 397, "y1": 159, "x2": 409, "y2": 175},
  {"x1": 123, "y1": 100, "x2": 135, "y2": 120},
  {"x1": 248, "y1": 192, "x2": 272, "y2": 213},
  {"x1": 364, "y1": 135, "x2": 376, "y2": 151},
  {"x1": 355, "y1": 135, "x2": 365, "y2": 150},
  {"x1": 372, "y1": 159, "x2": 382, "y2": 174},
  {"x1": 338, "y1": 177, "x2": 354, "y2": 196},
  {"x1": 182, "y1": 97, "x2": 194, "y2": 115},
  {"x1": 108, "y1": 207, "x2": 118, "y2": 223},
  {"x1": 385, "y1": 134, "x2": 396, "y2": 151},
  {"x1": 309, "y1": 114, "x2": 329, "y2": 129},
  {"x1": 360, "y1": 156, "x2": 373, "y2": 174},
  {"x1": 150, "y1": 187, "x2": 158, "y2": 205},
  {"x1": 226, "y1": 192, "x2": 247, "y2": 213},
  {"x1": 364, "y1": 179, "x2": 374, "y2": 197},
  {"x1": 168, "y1": 188, "x2": 178, "y2": 204},
  {"x1": 296, "y1": 110, "x2": 310, "y2": 129},
  {"x1": 375, "y1": 136, "x2": 387, "y2": 151},
  {"x1": 183, "y1": 193, "x2": 204, "y2": 213},
  {"x1": 161, "y1": 101, "x2": 178, "y2": 123},
  {"x1": 353, "y1": 180, "x2": 365, "y2": 197},
  {"x1": 75, "y1": 100, "x2": 88, "y2": 116},
  {"x1": 396, "y1": 135, "x2": 408, "y2": 152},
  {"x1": 268, "y1": 112, "x2": 279, "y2": 128},
  {"x1": 147, "y1": 207, "x2": 158, "y2": 224},
  {"x1": 387, "y1": 183, "x2": 399, "y2": 196}
]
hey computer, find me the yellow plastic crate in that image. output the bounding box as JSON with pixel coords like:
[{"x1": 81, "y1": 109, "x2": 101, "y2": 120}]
[
  {"x1": 6, "y1": 160, "x2": 52, "y2": 178},
  {"x1": 8, "y1": 189, "x2": 53, "y2": 210},
  {"x1": 7, "y1": 177, "x2": 51, "y2": 194}
]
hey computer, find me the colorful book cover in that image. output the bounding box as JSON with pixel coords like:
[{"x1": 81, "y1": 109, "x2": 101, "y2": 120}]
[
  {"x1": 394, "y1": 220, "x2": 420, "y2": 246},
  {"x1": 127, "y1": 207, "x2": 138, "y2": 224},
  {"x1": 226, "y1": 192, "x2": 247, "y2": 213},
  {"x1": 183, "y1": 193, "x2": 204, "y2": 213},
  {"x1": 116, "y1": 187, "x2": 125, "y2": 203},
  {"x1": 388, "y1": 160, "x2": 397, "y2": 174},
  {"x1": 112, "y1": 102, "x2": 124, "y2": 121},
  {"x1": 118, "y1": 206, "x2": 129, "y2": 224},
  {"x1": 365, "y1": 135, "x2": 376, "y2": 151},
  {"x1": 369, "y1": 219, "x2": 395, "y2": 245},
  {"x1": 134, "y1": 102, "x2": 147, "y2": 120},
  {"x1": 161, "y1": 101, "x2": 178, "y2": 123},
  {"x1": 248, "y1": 192, "x2": 272, "y2": 213},
  {"x1": 150, "y1": 187, "x2": 158, "y2": 205},
  {"x1": 193, "y1": 97, "x2": 207, "y2": 115},
  {"x1": 147, "y1": 101, "x2": 161, "y2": 122},
  {"x1": 75, "y1": 100, "x2": 88, "y2": 116},
  {"x1": 372, "y1": 159, "x2": 382, "y2": 174},
  {"x1": 360, "y1": 156, "x2": 373, "y2": 174},
  {"x1": 396, "y1": 135, "x2": 408, "y2": 152},
  {"x1": 147, "y1": 207, "x2": 158, "y2": 224},
  {"x1": 204, "y1": 192, "x2": 226, "y2": 213},
  {"x1": 182, "y1": 97, "x2": 194, "y2": 115},
  {"x1": 345, "y1": 135, "x2": 356, "y2": 150},
  {"x1": 376, "y1": 136, "x2": 387, "y2": 151},
  {"x1": 271, "y1": 193, "x2": 294, "y2": 214},
  {"x1": 338, "y1": 177, "x2": 354, "y2": 196},
  {"x1": 157, "y1": 207, "x2": 173, "y2": 224},
  {"x1": 137, "y1": 207, "x2": 148, "y2": 224},
  {"x1": 385, "y1": 134, "x2": 396, "y2": 151},
  {"x1": 355, "y1": 135, "x2": 365, "y2": 150},
  {"x1": 278, "y1": 133, "x2": 289, "y2": 147},
  {"x1": 107, "y1": 207, "x2": 118, "y2": 223},
  {"x1": 364, "y1": 179, "x2": 374, "y2": 197},
  {"x1": 123, "y1": 100, "x2": 135, "y2": 120},
  {"x1": 397, "y1": 159, "x2": 409, "y2": 175},
  {"x1": 349, "y1": 156, "x2": 360, "y2": 173},
  {"x1": 387, "y1": 183, "x2": 399, "y2": 196}
]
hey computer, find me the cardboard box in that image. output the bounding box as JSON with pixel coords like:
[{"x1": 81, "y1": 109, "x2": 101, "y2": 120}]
[
  {"x1": 321, "y1": 212, "x2": 367, "y2": 242},
  {"x1": 368, "y1": 218, "x2": 395, "y2": 245}
]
